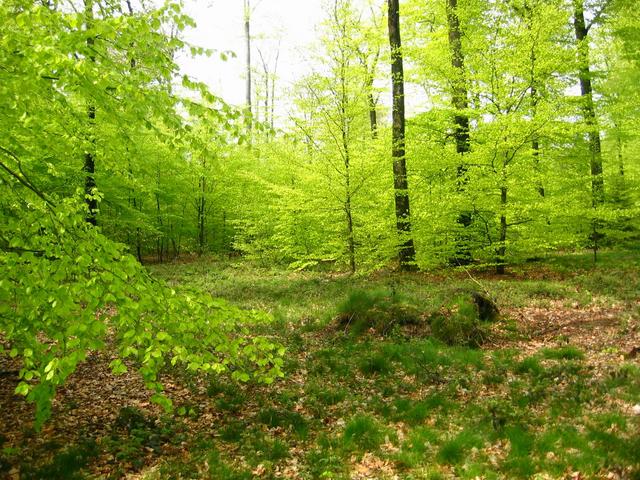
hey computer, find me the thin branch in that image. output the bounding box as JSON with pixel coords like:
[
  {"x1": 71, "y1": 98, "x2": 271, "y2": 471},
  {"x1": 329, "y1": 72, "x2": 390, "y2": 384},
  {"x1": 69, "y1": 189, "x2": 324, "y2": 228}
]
[{"x1": 0, "y1": 146, "x2": 56, "y2": 207}]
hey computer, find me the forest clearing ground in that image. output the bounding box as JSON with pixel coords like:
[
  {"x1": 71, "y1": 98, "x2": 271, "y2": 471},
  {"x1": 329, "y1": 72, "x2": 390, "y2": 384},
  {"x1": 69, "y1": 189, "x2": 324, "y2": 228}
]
[{"x1": 1, "y1": 251, "x2": 640, "y2": 479}]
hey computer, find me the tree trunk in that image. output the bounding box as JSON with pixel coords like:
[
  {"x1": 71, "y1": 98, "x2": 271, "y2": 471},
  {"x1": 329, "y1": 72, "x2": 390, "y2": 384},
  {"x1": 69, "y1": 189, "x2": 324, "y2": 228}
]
[
  {"x1": 342, "y1": 124, "x2": 356, "y2": 274},
  {"x1": 496, "y1": 179, "x2": 508, "y2": 275},
  {"x1": 446, "y1": 0, "x2": 470, "y2": 157},
  {"x1": 244, "y1": 0, "x2": 253, "y2": 133},
  {"x1": 155, "y1": 191, "x2": 163, "y2": 263},
  {"x1": 365, "y1": 50, "x2": 379, "y2": 138},
  {"x1": 336, "y1": 6, "x2": 357, "y2": 274},
  {"x1": 617, "y1": 130, "x2": 624, "y2": 178},
  {"x1": 197, "y1": 174, "x2": 206, "y2": 255},
  {"x1": 367, "y1": 82, "x2": 378, "y2": 138},
  {"x1": 84, "y1": 0, "x2": 97, "y2": 225},
  {"x1": 573, "y1": 0, "x2": 604, "y2": 207},
  {"x1": 520, "y1": 1, "x2": 546, "y2": 198},
  {"x1": 446, "y1": 0, "x2": 474, "y2": 264},
  {"x1": 388, "y1": 0, "x2": 417, "y2": 271}
]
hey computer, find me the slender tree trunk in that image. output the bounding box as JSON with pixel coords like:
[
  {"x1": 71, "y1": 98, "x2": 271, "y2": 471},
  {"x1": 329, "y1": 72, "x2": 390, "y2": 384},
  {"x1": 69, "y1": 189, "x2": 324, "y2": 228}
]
[
  {"x1": 530, "y1": 79, "x2": 545, "y2": 198},
  {"x1": 364, "y1": 50, "x2": 380, "y2": 138},
  {"x1": 496, "y1": 157, "x2": 508, "y2": 275},
  {"x1": 335, "y1": 9, "x2": 357, "y2": 274},
  {"x1": 197, "y1": 174, "x2": 206, "y2": 255},
  {"x1": 258, "y1": 48, "x2": 274, "y2": 131},
  {"x1": 446, "y1": 0, "x2": 474, "y2": 263},
  {"x1": 132, "y1": 196, "x2": 142, "y2": 262},
  {"x1": 270, "y1": 49, "x2": 279, "y2": 131},
  {"x1": 573, "y1": 0, "x2": 604, "y2": 207},
  {"x1": 388, "y1": 0, "x2": 417, "y2": 271},
  {"x1": 244, "y1": 0, "x2": 253, "y2": 133},
  {"x1": 84, "y1": 0, "x2": 97, "y2": 225},
  {"x1": 342, "y1": 125, "x2": 356, "y2": 274},
  {"x1": 520, "y1": 1, "x2": 546, "y2": 198},
  {"x1": 574, "y1": 0, "x2": 605, "y2": 263},
  {"x1": 617, "y1": 133, "x2": 624, "y2": 178},
  {"x1": 155, "y1": 185, "x2": 163, "y2": 264},
  {"x1": 367, "y1": 75, "x2": 378, "y2": 138},
  {"x1": 446, "y1": 0, "x2": 470, "y2": 157}
]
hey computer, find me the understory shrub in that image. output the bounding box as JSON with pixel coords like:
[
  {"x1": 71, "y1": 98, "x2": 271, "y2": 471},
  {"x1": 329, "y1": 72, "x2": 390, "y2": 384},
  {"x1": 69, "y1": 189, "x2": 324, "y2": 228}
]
[
  {"x1": 334, "y1": 289, "x2": 422, "y2": 336},
  {"x1": 430, "y1": 296, "x2": 490, "y2": 347}
]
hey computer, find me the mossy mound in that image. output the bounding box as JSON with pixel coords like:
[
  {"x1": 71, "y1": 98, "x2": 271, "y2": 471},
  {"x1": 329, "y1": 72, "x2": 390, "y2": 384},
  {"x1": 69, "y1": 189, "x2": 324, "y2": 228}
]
[{"x1": 334, "y1": 289, "x2": 423, "y2": 336}]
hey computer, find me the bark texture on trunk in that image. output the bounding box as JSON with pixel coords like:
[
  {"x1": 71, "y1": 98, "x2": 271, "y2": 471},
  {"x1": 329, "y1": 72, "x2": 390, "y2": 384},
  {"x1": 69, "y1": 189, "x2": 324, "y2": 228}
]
[
  {"x1": 388, "y1": 0, "x2": 417, "y2": 271},
  {"x1": 244, "y1": 0, "x2": 253, "y2": 132},
  {"x1": 573, "y1": 0, "x2": 604, "y2": 207},
  {"x1": 446, "y1": 0, "x2": 470, "y2": 157},
  {"x1": 446, "y1": 0, "x2": 475, "y2": 264},
  {"x1": 524, "y1": 1, "x2": 545, "y2": 198},
  {"x1": 84, "y1": 0, "x2": 97, "y2": 225}
]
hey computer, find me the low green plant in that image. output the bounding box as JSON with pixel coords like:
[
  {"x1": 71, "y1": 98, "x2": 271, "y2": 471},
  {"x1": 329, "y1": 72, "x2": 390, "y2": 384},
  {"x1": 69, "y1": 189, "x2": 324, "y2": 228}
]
[
  {"x1": 20, "y1": 439, "x2": 98, "y2": 480},
  {"x1": 514, "y1": 356, "x2": 545, "y2": 376},
  {"x1": 220, "y1": 420, "x2": 246, "y2": 442},
  {"x1": 436, "y1": 430, "x2": 483, "y2": 465},
  {"x1": 430, "y1": 297, "x2": 489, "y2": 347},
  {"x1": 335, "y1": 289, "x2": 422, "y2": 336},
  {"x1": 541, "y1": 346, "x2": 585, "y2": 360},
  {"x1": 256, "y1": 408, "x2": 309, "y2": 437},
  {"x1": 343, "y1": 415, "x2": 385, "y2": 451},
  {"x1": 358, "y1": 353, "x2": 392, "y2": 375}
]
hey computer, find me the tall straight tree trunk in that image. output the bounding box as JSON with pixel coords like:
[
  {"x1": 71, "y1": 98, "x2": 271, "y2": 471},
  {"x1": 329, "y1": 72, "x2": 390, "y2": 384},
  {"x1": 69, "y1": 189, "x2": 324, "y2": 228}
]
[
  {"x1": 84, "y1": 0, "x2": 97, "y2": 225},
  {"x1": 361, "y1": 49, "x2": 380, "y2": 138},
  {"x1": 616, "y1": 129, "x2": 625, "y2": 179},
  {"x1": 574, "y1": 0, "x2": 604, "y2": 262},
  {"x1": 496, "y1": 155, "x2": 508, "y2": 275},
  {"x1": 531, "y1": 86, "x2": 545, "y2": 197},
  {"x1": 525, "y1": 1, "x2": 545, "y2": 197},
  {"x1": 446, "y1": 0, "x2": 473, "y2": 263},
  {"x1": 387, "y1": 0, "x2": 417, "y2": 271},
  {"x1": 334, "y1": 1, "x2": 357, "y2": 273},
  {"x1": 343, "y1": 135, "x2": 356, "y2": 274},
  {"x1": 446, "y1": 0, "x2": 470, "y2": 158},
  {"x1": 367, "y1": 76, "x2": 378, "y2": 138},
  {"x1": 197, "y1": 169, "x2": 206, "y2": 255},
  {"x1": 270, "y1": 49, "x2": 279, "y2": 131},
  {"x1": 573, "y1": 0, "x2": 604, "y2": 207},
  {"x1": 244, "y1": 0, "x2": 253, "y2": 133}
]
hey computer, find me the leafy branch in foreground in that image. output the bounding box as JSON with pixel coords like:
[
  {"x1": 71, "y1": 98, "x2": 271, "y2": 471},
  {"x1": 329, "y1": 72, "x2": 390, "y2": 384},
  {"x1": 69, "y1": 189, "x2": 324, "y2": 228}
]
[{"x1": 0, "y1": 195, "x2": 284, "y2": 429}]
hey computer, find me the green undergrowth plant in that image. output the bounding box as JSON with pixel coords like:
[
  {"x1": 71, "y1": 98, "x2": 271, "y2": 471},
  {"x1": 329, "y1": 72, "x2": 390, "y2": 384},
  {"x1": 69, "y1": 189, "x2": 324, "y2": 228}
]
[
  {"x1": 140, "y1": 257, "x2": 640, "y2": 478},
  {"x1": 343, "y1": 414, "x2": 387, "y2": 451},
  {"x1": 334, "y1": 289, "x2": 423, "y2": 336},
  {"x1": 430, "y1": 296, "x2": 491, "y2": 347},
  {"x1": 18, "y1": 438, "x2": 99, "y2": 480},
  {"x1": 0, "y1": 199, "x2": 285, "y2": 429},
  {"x1": 256, "y1": 407, "x2": 309, "y2": 438}
]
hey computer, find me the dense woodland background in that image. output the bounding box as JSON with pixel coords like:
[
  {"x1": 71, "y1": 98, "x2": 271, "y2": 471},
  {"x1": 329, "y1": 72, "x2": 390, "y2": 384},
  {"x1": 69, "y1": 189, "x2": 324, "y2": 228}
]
[
  {"x1": 2, "y1": 0, "x2": 638, "y2": 272},
  {"x1": 1, "y1": 0, "x2": 640, "y2": 475}
]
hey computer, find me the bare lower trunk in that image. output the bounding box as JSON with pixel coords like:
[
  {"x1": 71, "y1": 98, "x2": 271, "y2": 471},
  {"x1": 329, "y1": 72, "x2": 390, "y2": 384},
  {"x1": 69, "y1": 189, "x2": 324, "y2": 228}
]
[
  {"x1": 573, "y1": 0, "x2": 604, "y2": 207},
  {"x1": 446, "y1": 0, "x2": 474, "y2": 264},
  {"x1": 244, "y1": 0, "x2": 252, "y2": 133},
  {"x1": 84, "y1": 0, "x2": 97, "y2": 225},
  {"x1": 496, "y1": 185, "x2": 507, "y2": 275},
  {"x1": 388, "y1": 0, "x2": 417, "y2": 271}
]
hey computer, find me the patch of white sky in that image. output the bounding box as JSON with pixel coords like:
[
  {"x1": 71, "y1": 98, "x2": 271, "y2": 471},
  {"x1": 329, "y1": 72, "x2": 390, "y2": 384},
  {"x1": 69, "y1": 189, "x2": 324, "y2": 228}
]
[
  {"x1": 175, "y1": 0, "x2": 323, "y2": 120},
  {"x1": 173, "y1": 0, "x2": 428, "y2": 126}
]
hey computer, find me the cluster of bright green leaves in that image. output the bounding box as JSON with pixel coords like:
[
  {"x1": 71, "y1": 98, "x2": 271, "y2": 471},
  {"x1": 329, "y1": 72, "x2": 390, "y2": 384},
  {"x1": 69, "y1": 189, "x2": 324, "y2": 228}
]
[
  {"x1": 232, "y1": 0, "x2": 640, "y2": 271},
  {"x1": 0, "y1": 194, "x2": 284, "y2": 429},
  {"x1": 0, "y1": 0, "x2": 283, "y2": 429},
  {"x1": 398, "y1": 0, "x2": 640, "y2": 266},
  {"x1": 231, "y1": 1, "x2": 398, "y2": 273}
]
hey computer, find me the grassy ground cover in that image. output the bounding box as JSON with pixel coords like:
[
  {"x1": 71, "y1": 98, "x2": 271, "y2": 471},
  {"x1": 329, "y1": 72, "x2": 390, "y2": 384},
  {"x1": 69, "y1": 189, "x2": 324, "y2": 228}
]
[{"x1": 1, "y1": 251, "x2": 639, "y2": 479}]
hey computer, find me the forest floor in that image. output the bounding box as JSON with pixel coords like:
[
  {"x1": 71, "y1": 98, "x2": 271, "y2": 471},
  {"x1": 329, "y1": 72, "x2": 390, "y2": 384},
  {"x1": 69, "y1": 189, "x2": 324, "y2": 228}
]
[{"x1": 1, "y1": 251, "x2": 640, "y2": 479}]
